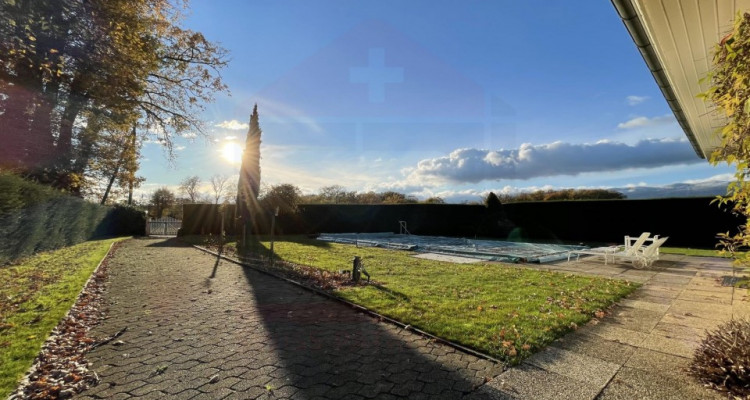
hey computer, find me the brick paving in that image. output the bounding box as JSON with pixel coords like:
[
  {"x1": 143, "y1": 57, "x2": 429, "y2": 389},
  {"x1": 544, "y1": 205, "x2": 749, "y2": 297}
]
[
  {"x1": 73, "y1": 238, "x2": 749, "y2": 399},
  {"x1": 75, "y1": 238, "x2": 504, "y2": 399}
]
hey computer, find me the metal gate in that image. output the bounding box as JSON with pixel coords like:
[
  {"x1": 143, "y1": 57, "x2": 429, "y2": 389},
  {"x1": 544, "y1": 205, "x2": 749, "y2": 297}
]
[{"x1": 146, "y1": 217, "x2": 181, "y2": 236}]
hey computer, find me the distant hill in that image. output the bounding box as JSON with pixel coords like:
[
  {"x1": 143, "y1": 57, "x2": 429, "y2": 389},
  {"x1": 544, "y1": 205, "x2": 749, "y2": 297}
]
[{"x1": 614, "y1": 181, "x2": 729, "y2": 199}]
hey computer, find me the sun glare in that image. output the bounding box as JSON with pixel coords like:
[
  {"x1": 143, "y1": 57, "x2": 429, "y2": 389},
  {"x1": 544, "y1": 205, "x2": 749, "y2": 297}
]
[{"x1": 222, "y1": 142, "x2": 243, "y2": 164}]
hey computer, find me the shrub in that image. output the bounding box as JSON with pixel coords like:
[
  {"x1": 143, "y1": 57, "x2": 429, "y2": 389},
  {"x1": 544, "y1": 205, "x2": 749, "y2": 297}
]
[
  {"x1": 0, "y1": 171, "x2": 62, "y2": 215},
  {"x1": 0, "y1": 173, "x2": 146, "y2": 264},
  {"x1": 689, "y1": 318, "x2": 750, "y2": 398}
]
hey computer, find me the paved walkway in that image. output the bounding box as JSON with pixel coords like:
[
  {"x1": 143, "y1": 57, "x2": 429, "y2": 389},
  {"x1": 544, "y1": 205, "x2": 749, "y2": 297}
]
[
  {"x1": 76, "y1": 238, "x2": 503, "y2": 399},
  {"x1": 471, "y1": 253, "x2": 750, "y2": 400},
  {"x1": 74, "y1": 238, "x2": 749, "y2": 399}
]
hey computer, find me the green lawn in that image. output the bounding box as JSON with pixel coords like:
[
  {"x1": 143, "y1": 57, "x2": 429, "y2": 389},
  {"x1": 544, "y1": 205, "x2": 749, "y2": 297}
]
[
  {"x1": 0, "y1": 237, "x2": 125, "y2": 398},
  {"x1": 193, "y1": 235, "x2": 638, "y2": 363},
  {"x1": 661, "y1": 247, "x2": 738, "y2": 258}
]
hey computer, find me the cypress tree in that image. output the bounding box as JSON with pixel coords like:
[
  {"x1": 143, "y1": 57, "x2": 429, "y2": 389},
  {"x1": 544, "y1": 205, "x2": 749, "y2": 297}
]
[{"x1": 237, "y1": 104, "x2": 262, "y2": 246}]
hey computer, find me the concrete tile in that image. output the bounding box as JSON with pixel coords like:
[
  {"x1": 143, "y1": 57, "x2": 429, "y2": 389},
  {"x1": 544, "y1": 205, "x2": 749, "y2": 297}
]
[
  {"x1": 524, "y1": 346, "x2": 620, "y2": 388},
  {"x1": 597, "y1": 366, "x2": 723, "y2": 400},
  {"x1": 638, "y1": 332, "x2": 700, "y2": 358},
  {"x1": 585, "y1": 324, "x2": 648, "y2": 347},
  {"x1": 550, "y1": 333, "x2": 637, "y2": 365},
  {"x1": 677, "y1": 290, "x2": 734, "y2": 305},
  {"x1": 667, "y1": 300, "x2": 733, "y2": 321},
  {"x1": 652, "y1": 322, "x2": 706, "y2": 342},
  {"x1": 656, "y1": 269, "x2": 697, "y2": 277},
  {"x1": 732, "y1": 304, "x2": 750, "y2": 319},
  {"x1": 624, "y1": 292, "x2": 674, "y2": 305},
  {"x1": 624, "y1": 347, "x2": 691, "y2": 375},
  {"x1": 607, "y1": 306, "x2": 664, "y2": 333},
  {"x1": 650, "y1": 274, "x2": 692, "y2": 285},
  {"x1": 472, "y1": 364, "x2": 601, "y2": 400},
  {"x1": 660, "y1": 313, "x2": 723, "y2": 331},
  {"x1": 617, "y1": 299, "x2": 670, "y2": 313},
  {"x1": 636, "y1": 289, "x2": 681, "y2": 300},
  {"x1": 639, "y1": 283, "x2": 683, "y2": 294}
]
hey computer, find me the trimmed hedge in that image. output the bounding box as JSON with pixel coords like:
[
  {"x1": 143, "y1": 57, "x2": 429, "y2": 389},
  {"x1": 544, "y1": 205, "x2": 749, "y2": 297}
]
[
  {"x1": 181, "y1": 197, "x2": 742, "y2": 248},
  {"x1": 502, "y1": 197, "x2": 739, "y2": 248},
  {"x1": 0, "y1": 171, "x2": 62, "y2": 214},
  {"x1": 181, "y1": 204, "x2": 238, "y2": 236},
  {"x1": 0, "y1": 173, "x2": 146, "y2": 264}
]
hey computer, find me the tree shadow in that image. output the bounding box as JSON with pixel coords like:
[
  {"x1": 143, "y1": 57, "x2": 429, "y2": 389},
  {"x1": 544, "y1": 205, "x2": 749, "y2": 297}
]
[
  {"x1": 234, "y1": 260, "x2": 500, "y2": 398},
  {"x1": 143, "y1": 237, "x2": 187, "y2": 247}
]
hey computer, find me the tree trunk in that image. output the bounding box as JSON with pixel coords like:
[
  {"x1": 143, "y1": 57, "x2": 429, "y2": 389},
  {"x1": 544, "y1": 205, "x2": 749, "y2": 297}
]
[
  {"x1": 100, "y1": 125, "x2": 136, "y2": 205},
  {"x1": 57, "y1": 94, "x2": 84, "y2": 171}
]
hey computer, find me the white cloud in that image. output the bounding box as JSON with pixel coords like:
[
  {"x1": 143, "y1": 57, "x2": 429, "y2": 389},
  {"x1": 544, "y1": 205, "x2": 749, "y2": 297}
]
[
  {"x1": 215, "y1": 120, "x2": 249, "y2": 130},
  {"x1": 182, "y1": 132, "x2": 198, "y2": 139},
  {"x1": 404, "y1": 138, "x2": 700, "y2": 184},
  {"x1": 225, "y1": 135, "x2": 237, "y2": 140},
  {"x1": 402, "y1": 176, "x2": 731, "y2": 203},
  {"x1": 682, "y1": 173, "x2": 734, "y2": 185},
  {"x1": 617, "y1": 114, "x2": 675, "y2": 129},
  {"x1": 175, "y1": 145, "x2": 186, "y2": 151},
  {"x1": 626, "y1": 95, "x2": 649, "y2": 106}
]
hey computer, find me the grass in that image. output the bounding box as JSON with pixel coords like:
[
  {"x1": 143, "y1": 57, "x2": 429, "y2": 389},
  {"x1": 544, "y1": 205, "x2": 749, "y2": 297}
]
[
  {"x1": 660, "y1": 247, "x2": 745, "y2": 258},
  {"x1": 0, "y1": 237, "x2": 125, "y2": 398},
  {"x1": 191, "y1": 235, "x2": 638, "y2": 363}
]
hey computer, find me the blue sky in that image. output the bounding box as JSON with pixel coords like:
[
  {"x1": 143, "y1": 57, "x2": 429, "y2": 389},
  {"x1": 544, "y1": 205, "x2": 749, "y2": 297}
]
[{"x1": 137, "y1": 0, "x2": 733, "y2": 203}]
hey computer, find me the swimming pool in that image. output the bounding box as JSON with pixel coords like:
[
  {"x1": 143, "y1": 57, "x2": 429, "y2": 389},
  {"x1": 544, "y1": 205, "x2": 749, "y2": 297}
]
[{"x1": 316, "y1": 232, "x2": 585, "y2": 263}]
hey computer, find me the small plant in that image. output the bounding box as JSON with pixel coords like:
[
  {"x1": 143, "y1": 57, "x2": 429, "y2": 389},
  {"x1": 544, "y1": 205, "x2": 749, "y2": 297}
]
[{"x1": 689, "y1": 318, "x2": 750, "y2": 398}]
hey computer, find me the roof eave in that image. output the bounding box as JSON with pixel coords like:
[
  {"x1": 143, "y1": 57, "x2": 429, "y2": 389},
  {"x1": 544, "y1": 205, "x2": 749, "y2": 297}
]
[{"x1": 611, "y1": 0, "x2": 706, "y2": 159}]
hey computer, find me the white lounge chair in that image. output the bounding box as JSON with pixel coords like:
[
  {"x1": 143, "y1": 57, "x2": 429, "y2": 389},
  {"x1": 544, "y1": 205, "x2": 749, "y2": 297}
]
[
  {"x1": 622, "y1": 232, "x2": 652, "y2": 256},
  {"x1": 567, "y1": 232, "x2": 651, "y2": 264},
  {"x1": 610, "y1": 236, "x2": 668, "y2": 268},
  {"x1": 625, "y1": 233, "x2": 660, "y2": 257}
]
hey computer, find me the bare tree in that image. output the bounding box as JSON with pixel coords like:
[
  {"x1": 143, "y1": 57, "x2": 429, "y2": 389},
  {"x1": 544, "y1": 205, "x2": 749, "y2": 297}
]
[
  {"x1": 210, "y1": 174, "x2": 230, "y2": 204},
  {"x1": 224, "y1": 184, "x2": 237, "y2": 205},
  {"x1": 179, "y1": 176, "x2": 202, "y2": 203}
]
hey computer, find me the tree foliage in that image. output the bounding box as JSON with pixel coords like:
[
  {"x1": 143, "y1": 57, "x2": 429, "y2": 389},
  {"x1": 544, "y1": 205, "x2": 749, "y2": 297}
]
[
  {"x1": 236, "y1": 104, "x2": 262, "y2": 229},
  {"x1": 497, "y1": 189, "x2": 626, "y2": 203},
  {"x1": 0, "y1": 0, "x2": 228, "y2": 196},
  {"x1": 703, "y1": 12, "x2": 750, "y2": 266},
  {"x1": 260, "y1": 183, "x2": 302, "y2": 215},
  {"x1": 150, "y1": 187, "x2": 175, "y2": 218}
]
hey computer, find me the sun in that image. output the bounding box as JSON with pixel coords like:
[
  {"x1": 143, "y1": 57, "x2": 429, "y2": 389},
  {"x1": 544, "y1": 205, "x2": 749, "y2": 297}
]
[{"x1": 221, "y1": 142, "x2": 243, "y2": 164}]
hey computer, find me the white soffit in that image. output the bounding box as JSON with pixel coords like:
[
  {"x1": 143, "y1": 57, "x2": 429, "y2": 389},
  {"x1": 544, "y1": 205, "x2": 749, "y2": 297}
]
[{"x1": 613, "y1": 0, "x2": 750, "y2": 159}]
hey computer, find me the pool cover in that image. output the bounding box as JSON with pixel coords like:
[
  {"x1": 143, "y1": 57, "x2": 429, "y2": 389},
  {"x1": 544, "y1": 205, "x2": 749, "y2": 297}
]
[{"x1": 317, "y1": 232, "x2": 585, "y2": 263}]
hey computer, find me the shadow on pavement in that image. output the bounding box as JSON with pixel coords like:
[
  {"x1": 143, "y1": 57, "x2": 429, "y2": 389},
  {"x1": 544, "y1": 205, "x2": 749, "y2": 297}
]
[{"x1": 237, "y1": 260, "x2": 497, "y2": 398}]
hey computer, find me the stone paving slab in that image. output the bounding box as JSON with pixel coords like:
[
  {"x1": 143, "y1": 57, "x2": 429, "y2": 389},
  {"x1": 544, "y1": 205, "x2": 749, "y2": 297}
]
[
  {"x1": 638, "y1": 332, "x2": 699, "y2": 358},
  {"x1": 466, "y1": 364, "x2": 602, "y2": 400},
  {"x1": 482, "y1": 254, "x2": 744, "y2": 400},
  {"x1": 550, "y1": 332, "x2": 637, "y2": 365},
  {"x1": 75, "y1": 238, "x2": 504, "y2": 399},
  {"x1": 523, "y1": 346, "x2": 619, "y2": 388},
  {"x1": 617, "y1": 299, "x2": 670, "y2": 313},
  {"x1": 597, "y1": 366, "x2": 723, "y2": 400}
]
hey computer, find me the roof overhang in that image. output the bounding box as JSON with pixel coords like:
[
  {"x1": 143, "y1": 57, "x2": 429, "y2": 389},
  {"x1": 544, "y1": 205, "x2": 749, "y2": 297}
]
[{"x1": 611, "y1": 0, "x2": 750, "y2": 159}]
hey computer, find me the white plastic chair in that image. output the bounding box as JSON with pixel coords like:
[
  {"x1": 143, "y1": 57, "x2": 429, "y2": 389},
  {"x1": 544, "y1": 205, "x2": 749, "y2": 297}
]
[{"x1": 611, "y1": 237, "x2": 669, "y2": 268}]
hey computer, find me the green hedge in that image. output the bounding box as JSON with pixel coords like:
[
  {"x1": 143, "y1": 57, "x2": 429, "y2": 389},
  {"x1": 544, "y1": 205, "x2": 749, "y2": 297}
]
[
  {"x1": 0, "y1": 172, "x2": 62, "y2": 214},
  {"x1": 0, "y1": 173, "x2": 146, "y2": 264},
  {"x1": 181, "y1": 198, "x2": 742, "y2": 248}
]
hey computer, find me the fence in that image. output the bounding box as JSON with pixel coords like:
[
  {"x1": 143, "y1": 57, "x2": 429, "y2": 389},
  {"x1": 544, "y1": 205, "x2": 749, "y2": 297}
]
[{"x1": 146, "y1": 217, "x2": 182, "y2": 236}]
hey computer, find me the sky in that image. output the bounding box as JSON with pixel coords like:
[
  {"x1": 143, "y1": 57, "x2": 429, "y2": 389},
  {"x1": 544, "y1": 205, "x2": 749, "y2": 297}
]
[{"x1": 136, "y1": 0, "x2": 735, "y2": 203}]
